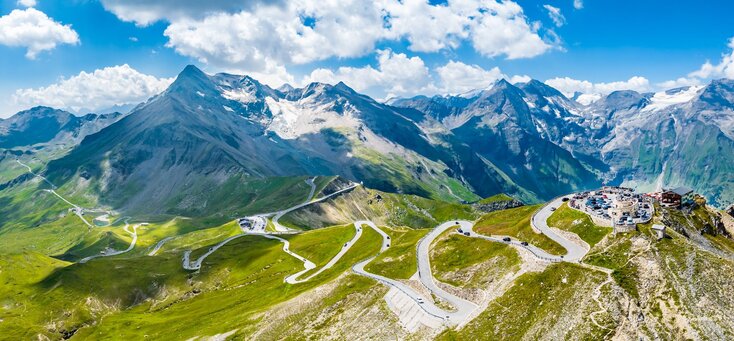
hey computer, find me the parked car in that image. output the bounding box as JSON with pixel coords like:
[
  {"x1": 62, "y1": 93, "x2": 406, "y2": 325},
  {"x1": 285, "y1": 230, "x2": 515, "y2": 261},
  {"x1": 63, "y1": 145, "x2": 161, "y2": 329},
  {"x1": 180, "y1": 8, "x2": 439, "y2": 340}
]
[
  {"x1": 521, "y1": 241, "x2": 529, "y2": 246},
  {"x1": 463, "y1": 232, "x2": 470, "y2": 236},
  {"x1": 550, "y1": 207, "x2": 557, "y2": 211},
  {"x1": 502, "y1": 237, "x2": 511, "y2": 242},
  {"x1": 562, "y1": 197, "x2": 570, "y2": 202}
]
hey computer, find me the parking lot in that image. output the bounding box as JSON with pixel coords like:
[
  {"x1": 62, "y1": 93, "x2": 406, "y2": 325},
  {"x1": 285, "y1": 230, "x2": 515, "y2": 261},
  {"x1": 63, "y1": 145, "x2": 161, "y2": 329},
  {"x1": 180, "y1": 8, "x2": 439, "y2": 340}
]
[{"x1": 568, "y1": 187, "x2": 654, "y2": 229}]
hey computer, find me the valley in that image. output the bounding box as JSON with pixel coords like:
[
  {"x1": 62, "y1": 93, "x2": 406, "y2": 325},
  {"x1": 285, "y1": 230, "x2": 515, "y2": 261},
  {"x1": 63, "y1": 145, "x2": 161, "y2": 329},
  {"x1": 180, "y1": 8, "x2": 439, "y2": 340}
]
[{"x1": 4, "y1": 149, "x2": 733, "y2": 339}]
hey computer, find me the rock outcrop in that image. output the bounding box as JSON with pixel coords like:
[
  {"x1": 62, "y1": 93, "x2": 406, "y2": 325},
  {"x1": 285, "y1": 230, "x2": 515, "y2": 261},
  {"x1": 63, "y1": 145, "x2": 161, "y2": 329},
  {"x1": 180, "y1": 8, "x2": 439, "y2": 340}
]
[{"x1": 472, "y1": 199, "x2": 524, "y2": 214}]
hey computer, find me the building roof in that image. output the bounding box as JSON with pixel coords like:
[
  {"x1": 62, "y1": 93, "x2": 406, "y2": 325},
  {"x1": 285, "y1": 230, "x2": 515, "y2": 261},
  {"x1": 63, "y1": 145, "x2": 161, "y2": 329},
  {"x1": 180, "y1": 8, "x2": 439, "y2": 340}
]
[
  {"x1": 670, "y1": 186, "x2": 693, "y2": 196},
  {"x1": 652, "y1": 224, "x2": 666, "y2": 231}
]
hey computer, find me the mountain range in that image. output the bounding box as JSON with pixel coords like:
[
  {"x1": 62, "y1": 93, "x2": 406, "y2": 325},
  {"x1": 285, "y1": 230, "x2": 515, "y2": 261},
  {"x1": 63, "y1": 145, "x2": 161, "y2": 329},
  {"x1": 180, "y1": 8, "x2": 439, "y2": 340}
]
[{"x1": 3, "y1": 65, "x2": 733, "y2": 218}]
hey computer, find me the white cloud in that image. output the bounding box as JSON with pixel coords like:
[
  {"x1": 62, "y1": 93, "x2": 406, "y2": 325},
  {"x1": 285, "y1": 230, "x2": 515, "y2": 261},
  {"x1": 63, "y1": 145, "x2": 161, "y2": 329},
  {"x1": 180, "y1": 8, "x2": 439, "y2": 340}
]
[
  {"x1": 657, "y1": 77, "x2": 702, "y2": 89},
  {"x1": 469, "y1": 2, "x2": 553, "y2": 59},
  {"x1": 545, "y1": 76, "x2": 651, "y2": 97},
  {"x1": 103, "y1": 0, "x2": 555, "y2": 76},
  {"x1": 543, "y1": 4, "x2": 565, "y2": 27},
  {"x1": 435, "y1": 61, "x2": 505, "y2": 94},
  {"x1": 544, "y1": 37, "x2": 734, "y2": 101},
  {"x1": 509, "y1": 74, "x2": 532, "y2": 84},
  {"x1": 163, "y1": 1, "x2": 385, "y2": 74},
  {"x1": 99, "y1": 0, "x2": 257, "y2": 26},
  {"x1": 304, "y1": 54, "x2": 530, "y2": 99},
  {"x1": 0, "y1": 8, "x2": 79, "y2": 59},
  {"x1": 380, "y1": 0, "x2": 552, "y2": 58},
  {"x1": 17, "y1": 0, "x2": 37, "y2": 8},
  {"x1": 573, "y1": 0, "x2": 584, "y2": 9},
  {"x1": 12, "y1": 64, "x2": 173, "y2": 112},
  {"x1": 303, "y1": 49, "x2": 434, "y2": 98},
  {"x1": 654, "y1": 37, "x2": 734, "y2": 89},
  {"x1": 688, "y1": 37, "x2": 734, "y2": 80}
]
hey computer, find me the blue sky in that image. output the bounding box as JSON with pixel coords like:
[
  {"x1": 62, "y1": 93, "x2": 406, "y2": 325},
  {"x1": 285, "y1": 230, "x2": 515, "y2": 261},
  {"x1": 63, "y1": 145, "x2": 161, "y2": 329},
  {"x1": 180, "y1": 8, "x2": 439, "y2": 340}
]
[{"x1": 1, "y1": 0, "x2": 734, "y2": 117}]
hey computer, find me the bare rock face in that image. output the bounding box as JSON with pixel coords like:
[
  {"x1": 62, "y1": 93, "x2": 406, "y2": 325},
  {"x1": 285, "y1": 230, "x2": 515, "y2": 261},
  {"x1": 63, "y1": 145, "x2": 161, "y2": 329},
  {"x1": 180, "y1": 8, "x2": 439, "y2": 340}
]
[
  {"x1": 727, "y1": 205, "x2": 734, "y2": 218},
  {"x1": 472, "y1": 199, "x2": 524, "y2": 213}
]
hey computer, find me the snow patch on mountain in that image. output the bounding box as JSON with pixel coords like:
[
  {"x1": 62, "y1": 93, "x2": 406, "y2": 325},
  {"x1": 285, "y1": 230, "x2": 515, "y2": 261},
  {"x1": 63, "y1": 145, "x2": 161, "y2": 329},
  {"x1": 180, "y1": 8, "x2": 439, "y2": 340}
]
[
  {"x1": 221, "y1": 88, "x2": 257, "y2": 104},
  {"x1": 642, "y1": 86, "x2": 702, "y2": 112},
  {"x1": 265, "y1": 96, "x2": 360, "y2": 139}
]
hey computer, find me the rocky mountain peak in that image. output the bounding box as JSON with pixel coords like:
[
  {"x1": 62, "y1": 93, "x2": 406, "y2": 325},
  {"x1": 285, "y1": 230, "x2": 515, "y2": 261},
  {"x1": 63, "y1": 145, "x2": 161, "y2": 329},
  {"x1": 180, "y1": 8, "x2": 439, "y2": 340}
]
[{"x1": 696, "y1": 78, "x2": 734, "y2": 109}]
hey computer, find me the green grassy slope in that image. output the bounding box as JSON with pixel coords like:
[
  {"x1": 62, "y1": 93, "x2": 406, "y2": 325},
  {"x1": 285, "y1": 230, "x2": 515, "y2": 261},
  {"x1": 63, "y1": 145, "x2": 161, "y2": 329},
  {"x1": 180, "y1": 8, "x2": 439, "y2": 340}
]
[
  {"x1": 364, "y1": 226, "x2": 428, "y2": 279},
  {"x1": 430, "y1": 228, "x2": 520, "y2": 288},
  {"x1": 279, "y1": 186, "x2": 481, "y2": 230},
  {"x1": 0, "y1": 221, "x2": 383, "y2": 340},
  {"x1": 547, "y1": 203, "x2": 611, "y2": 247},
  {"x1": 284, "y1": 224, "x2": 355, "y2": 267},
  {"x1": 477, "y1": 193, "x2": 515, "y2": 204},
  {"x1": 439, "y1": 263, "x2": 607, "y2": 340}
]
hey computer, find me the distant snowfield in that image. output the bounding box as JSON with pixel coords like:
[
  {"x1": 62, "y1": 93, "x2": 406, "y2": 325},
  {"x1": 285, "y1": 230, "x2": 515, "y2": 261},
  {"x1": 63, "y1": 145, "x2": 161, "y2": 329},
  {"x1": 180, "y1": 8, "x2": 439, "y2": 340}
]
[{"x1": 643, "y1": 86, "x2": 702, "y2": 112}]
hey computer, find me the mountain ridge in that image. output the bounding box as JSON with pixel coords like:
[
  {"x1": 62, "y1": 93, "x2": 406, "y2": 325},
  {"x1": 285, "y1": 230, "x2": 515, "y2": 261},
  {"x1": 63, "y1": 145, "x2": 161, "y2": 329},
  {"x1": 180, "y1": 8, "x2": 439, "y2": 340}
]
[{"x1": 4, "y1": 65, "x2": 734, "y2": 210}]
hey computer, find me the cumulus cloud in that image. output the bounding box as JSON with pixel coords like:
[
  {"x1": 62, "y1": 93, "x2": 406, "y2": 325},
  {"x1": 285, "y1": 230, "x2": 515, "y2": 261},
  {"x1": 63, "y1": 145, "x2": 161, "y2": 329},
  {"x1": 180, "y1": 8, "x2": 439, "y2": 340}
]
[
  {"x1": 547, "y1": 37, "x2": 734, "y2": 101},
  {"x1": 13, "y1": 64, "x2": 173, "y2": 112},
  {"x1": 573, "y1": 0, "x2": 584, "y2": 9},
  {"x1": 545, "y1": 76, "x2": 651, "y2": 97},
  {"x1": 654, "y1": 37, "x2": 734, "y2": 89},
  {"x1": 435, "y1": 61, "x2": 505, "y2": 94},
  {"x1": 164, "y1": 1, "x2": 385, "y2": 74},
  {"x1": 381, "y1": 0, "x2": 551, "y2": 59},
  {"x1": 543, "y1": 5, "x2": 565, "y2": 27},
  {"x1": 470, "y1": 3, "x2": 552, "y2": 59},
  {"x1": 103, "y1": 0, "x2": 555, "y2": 76},
  {"x1": 303, "y1": 50, "x2": 434, "y2": 98},
  {"x1": 688, "y1": 37, "x2": 734, "y2": 80},
  {"x1": 656, "y1": 77, "x2": 703, "y2": 89},
  {"x1": 304, "y1": 53, "x2": 530, "y2": 99},
  {"x1": 99, "y1": 0, "x2": 262, "y2": 26},
  {"x1": 17, "y1": 0, "x2": 37, "y2": 8},
  {"x1": 0, "y1": 8, "x2": 79, "y2": 59}
]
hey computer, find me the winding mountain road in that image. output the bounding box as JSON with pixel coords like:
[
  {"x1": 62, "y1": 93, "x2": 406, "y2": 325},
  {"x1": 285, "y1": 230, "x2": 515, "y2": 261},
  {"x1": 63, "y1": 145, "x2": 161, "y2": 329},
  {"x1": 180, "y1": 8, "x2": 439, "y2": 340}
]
[
  {"x1": 269, "y1": 180, "x2": 359, "y2": 232},
  {"x1": 17, "y1": 159, "x2": 93, "y2": 227},
  {"x1": 16, "y1": 159, "x2": 57, "y2": 189},
  {"x1": 352, "y1": 221, "x2": 456, "y2": 324},
  {"x1": 415, "y1": 221, "x2": 479, "y2": 324},
  {"x1": 461, "y1": 221, "x2": 563, "y2": 262},
  {"x1": 182, "y1": 233, "x2": 249, "y2": 270},
  {"x1": 350, "y1": 198, "x2": 602, "y2": 327},
  {"x1": 530, "y1": 197, "x2": 589, "y2": 262},
  {"x1": 182, "y1": 179, "x2": 360, "y2": 271},
  {"x1": 80, "y1": 221, "x2": 141, "y2": 263},
  {"x1": 284, "y1": 223, "x2": 362, "y2": 284},
  {"x1": 43, "y1": 189, "x2": 93, "y2": 227},
  {"x1": 148, "y1": 237, "x2": 173, "y2": 256}
]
